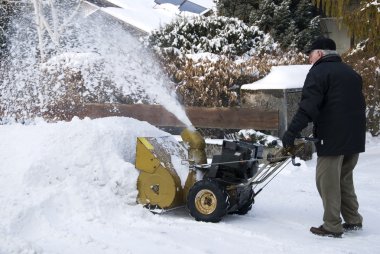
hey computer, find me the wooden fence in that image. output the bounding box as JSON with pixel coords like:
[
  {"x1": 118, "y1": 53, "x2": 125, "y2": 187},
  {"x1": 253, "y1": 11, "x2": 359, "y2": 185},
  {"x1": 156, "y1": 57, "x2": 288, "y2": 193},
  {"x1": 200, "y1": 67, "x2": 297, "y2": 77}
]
[{"x1": 79, "y1": 103, "x2": 279, "y2": 130}]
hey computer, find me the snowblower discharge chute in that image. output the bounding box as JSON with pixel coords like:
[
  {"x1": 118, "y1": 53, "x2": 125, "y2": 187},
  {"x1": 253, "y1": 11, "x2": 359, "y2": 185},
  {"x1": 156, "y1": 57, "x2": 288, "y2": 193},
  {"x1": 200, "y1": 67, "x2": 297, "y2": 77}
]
[{"x1": 135, "y1": 127, "x2": 307, "y2": 222}]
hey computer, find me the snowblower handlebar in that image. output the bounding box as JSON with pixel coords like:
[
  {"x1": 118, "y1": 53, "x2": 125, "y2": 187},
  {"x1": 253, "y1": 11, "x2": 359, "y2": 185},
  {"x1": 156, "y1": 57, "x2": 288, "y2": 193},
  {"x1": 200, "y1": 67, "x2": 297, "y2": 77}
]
[{"x1": 271, "y1": 136, "x2": 319, "y2": 147}]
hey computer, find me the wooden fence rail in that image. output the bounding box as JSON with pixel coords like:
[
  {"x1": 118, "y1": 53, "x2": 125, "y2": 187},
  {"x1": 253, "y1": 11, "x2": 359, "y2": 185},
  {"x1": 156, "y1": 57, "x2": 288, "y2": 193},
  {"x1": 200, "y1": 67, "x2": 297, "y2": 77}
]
[{"x1": 79, "y1": 103, "x2": 279, "y2": 130}]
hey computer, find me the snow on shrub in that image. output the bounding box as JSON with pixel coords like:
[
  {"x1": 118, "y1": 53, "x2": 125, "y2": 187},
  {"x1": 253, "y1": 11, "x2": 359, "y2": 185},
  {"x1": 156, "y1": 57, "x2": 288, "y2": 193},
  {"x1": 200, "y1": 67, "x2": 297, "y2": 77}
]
[
  {"x1": 145, "y1": 15, "x2": 297, "y2": 107},
  {"x1": 148, "y1": 15, "x2": 275, "y2": 57},
  {"x1": 157, "y1": 50, "x2": 307, "y2": 107}
]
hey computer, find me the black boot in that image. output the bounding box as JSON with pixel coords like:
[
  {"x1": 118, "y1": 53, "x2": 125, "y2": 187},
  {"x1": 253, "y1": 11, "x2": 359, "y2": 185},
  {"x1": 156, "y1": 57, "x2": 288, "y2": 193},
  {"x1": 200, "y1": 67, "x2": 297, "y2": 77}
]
[
  {"x1": 342, "y1": 223, "x2": 362, "y2": 231},
  {"x1": 310, "y1": 225, "x2": 343, "y2": 238}
]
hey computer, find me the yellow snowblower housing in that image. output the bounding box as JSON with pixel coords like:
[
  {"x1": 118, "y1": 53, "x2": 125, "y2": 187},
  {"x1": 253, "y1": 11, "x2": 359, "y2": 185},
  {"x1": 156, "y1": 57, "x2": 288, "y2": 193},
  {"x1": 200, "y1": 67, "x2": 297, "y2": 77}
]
[{"x1": 135, "y1": 128, "x2": 205, "y2": 209}]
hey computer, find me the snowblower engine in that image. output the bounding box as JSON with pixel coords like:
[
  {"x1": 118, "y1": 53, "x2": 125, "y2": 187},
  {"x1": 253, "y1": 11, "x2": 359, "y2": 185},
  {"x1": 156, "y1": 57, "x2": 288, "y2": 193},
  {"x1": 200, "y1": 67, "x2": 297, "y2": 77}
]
[{"x1": 206, "y1": 140, "x2": 263, "y2": 181}]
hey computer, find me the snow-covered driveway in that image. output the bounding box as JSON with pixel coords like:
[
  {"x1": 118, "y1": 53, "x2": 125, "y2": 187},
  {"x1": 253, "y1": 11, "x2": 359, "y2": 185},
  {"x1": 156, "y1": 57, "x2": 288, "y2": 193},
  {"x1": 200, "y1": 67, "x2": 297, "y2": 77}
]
[{"x1": 0, "y1": 117, "x2": 379, "y2": 254}]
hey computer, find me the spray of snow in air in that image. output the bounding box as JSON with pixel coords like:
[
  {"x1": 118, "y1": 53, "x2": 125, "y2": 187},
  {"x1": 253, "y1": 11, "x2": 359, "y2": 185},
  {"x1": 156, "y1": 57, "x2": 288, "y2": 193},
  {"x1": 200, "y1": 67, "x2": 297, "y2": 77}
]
[{"x1": 0, "y1": 0, "x2": 192, "y2": 126}]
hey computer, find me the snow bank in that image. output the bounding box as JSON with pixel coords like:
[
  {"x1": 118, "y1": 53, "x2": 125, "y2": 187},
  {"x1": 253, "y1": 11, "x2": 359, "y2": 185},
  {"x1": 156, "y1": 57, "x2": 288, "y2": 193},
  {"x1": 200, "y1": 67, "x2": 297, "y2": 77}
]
[{"x1": 0, "y1": 117, "x2": 170, "y2": 253}]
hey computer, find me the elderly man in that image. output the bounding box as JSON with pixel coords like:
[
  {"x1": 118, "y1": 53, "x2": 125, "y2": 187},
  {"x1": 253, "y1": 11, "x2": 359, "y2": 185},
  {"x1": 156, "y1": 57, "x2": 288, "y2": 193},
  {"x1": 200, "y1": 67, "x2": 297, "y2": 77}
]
[{"x1": 282, "y1": 37, "x2": 366, "y2": 238}]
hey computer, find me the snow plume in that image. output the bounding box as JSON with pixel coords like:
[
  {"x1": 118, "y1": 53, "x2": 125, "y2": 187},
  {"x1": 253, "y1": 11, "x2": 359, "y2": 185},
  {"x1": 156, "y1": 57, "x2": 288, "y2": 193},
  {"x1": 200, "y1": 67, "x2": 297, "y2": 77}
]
[{"x1": 0, "y1": 0, "x2": 192, "y2": 127}]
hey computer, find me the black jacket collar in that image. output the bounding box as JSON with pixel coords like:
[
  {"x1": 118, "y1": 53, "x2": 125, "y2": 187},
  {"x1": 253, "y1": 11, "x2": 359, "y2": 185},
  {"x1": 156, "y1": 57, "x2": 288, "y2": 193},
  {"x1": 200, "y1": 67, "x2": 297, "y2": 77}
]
[{"x1": 313, "y1": 54, "x2": 342, "y2": 67}]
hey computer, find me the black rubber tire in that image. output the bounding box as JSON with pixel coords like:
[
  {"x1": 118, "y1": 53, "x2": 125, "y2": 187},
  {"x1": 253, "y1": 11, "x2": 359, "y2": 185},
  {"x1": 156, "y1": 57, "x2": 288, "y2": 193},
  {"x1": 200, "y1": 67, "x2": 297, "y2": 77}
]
[
  {"x1": 234, "y1": 188, "x2": 255, "y2": 215},
  {"x1": 187, "y1": 179, "x2": 229, "y2": 222}
]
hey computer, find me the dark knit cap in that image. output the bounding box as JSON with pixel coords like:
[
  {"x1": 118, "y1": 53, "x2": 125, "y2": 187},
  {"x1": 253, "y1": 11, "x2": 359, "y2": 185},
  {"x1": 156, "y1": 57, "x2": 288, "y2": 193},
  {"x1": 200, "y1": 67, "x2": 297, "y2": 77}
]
[{"x1": 305, "y1": 37, "x2": 336, "y2": 54}]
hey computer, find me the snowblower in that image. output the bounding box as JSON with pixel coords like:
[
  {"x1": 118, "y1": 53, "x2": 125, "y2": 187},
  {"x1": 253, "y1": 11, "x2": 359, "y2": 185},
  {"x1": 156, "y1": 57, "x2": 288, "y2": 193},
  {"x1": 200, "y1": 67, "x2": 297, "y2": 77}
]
[{"x1": 134, "y1": 127, "x2": 310, "y2": 222}]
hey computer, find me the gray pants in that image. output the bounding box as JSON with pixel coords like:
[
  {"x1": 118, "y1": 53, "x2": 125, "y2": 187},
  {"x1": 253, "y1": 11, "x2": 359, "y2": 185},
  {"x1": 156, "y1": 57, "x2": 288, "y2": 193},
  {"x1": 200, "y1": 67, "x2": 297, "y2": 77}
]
[{"x1": 316, "y1": 154, "x2": 363, "y2": 233}]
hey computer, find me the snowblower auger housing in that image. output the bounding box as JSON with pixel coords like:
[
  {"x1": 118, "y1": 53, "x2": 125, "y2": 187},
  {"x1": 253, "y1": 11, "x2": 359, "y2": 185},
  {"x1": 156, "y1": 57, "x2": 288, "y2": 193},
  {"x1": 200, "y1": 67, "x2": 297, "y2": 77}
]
[
  {"x1": 134, "y1": 128, "x2": 303, "y2": 222},
  {"x1": 135, "y1": 136, "x2": 191, "y2": 209}
]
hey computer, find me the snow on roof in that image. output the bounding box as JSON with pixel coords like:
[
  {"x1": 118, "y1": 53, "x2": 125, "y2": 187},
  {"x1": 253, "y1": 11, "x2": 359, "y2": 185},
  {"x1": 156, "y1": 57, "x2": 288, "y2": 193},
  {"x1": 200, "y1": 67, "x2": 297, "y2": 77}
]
[
  {"x1": 191, "y1": 0, "x2": 214, "y2": 9},
  {"x1": 241, "y1": 65, "x2": 312, "y2": 90},
  {"x1": 101, "y1": 0, "x2": 214, "y2": 33}
]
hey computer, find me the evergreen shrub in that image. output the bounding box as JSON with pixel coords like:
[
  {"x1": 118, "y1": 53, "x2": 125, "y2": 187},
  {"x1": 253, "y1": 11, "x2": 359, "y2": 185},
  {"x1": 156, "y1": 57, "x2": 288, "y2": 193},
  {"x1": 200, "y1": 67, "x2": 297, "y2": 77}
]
[
  {"x1": 148, "y1": 15, "x2": 274, "y2": 57},
  {"x1": 217, "y1": 0, "x2": 321, "y2": 51}
]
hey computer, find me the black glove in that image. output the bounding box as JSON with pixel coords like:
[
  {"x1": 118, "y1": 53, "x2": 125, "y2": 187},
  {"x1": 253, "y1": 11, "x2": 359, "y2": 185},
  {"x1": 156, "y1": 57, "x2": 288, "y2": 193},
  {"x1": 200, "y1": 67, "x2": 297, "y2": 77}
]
[{"x1": 282, "y1": 130, "x2": 297, "y2": 149}]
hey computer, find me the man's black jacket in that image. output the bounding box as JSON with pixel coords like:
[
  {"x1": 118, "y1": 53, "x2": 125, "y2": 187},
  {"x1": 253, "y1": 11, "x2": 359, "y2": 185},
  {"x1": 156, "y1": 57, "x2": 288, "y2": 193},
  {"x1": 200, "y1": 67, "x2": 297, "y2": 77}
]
[{"x1": 288, "y1": 54, "x2": 366, "y2": 156}]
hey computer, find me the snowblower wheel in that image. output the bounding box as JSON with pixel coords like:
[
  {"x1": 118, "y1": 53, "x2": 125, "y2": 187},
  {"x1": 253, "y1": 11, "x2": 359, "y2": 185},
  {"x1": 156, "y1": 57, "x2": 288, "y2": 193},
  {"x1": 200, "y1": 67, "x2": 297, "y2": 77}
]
[
  {"x1": 234, "y1": 188, "x2": 254, "y2": 215},
  {"x1": 187, "y1": 179, "x2": 229, "y2": 222}
]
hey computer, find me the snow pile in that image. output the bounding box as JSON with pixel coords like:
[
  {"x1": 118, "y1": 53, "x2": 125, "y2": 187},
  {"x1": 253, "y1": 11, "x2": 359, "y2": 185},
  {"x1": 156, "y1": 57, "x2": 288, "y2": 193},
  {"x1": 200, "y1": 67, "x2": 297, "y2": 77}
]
[{"x1": 0, "y1": 117, "x2": 169, "y2": 253}]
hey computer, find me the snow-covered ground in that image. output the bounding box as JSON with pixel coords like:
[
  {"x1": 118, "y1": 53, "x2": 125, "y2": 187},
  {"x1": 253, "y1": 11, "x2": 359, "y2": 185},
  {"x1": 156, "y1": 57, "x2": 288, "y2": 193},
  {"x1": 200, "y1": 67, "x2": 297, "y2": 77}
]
[{"x1": 0, "y1": 117, "x2": 379, "y2": 254}]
